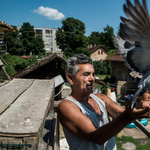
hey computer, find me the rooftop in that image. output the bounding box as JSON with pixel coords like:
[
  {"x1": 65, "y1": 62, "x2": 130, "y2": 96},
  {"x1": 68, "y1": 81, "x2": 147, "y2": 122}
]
[{"x1": 107, "y1": 53, "x2": 124, "y2": 62}]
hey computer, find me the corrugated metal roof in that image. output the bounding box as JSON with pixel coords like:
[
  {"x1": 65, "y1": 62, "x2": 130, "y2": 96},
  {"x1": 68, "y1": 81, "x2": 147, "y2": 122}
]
[{"x1": 0, "y1": 21, "x2": 15, "y2": 32}]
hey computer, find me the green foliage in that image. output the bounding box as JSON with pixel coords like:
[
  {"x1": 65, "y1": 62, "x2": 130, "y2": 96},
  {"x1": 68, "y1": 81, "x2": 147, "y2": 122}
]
[
  {"x1": 101, "y1": 83, "x2": 111, "y2": 95},
  {"x1": 75, "y1": 47, "x2": 90, "y2": 57},
  {"x1": 116, "y1": 136, "x2": 150, "y2": 150},
  {"x1": 4, "y1": 22, "x2": 45, "y2": 56},
  {"x1": 93, "y1": 60, "x2": 111, "y2": 75},
  {"x1": 56, "y1": 17, "x2": 88, "y2": 57},
  {"x1": 4, "y1": 26, "x2": 23, "y2": 55},
  {"x1": 88, "y1": 25, "x2": 115, "y2": 51},
  {"x1": 99, "y1": 25, "x2": 115, "y2": 50},
  {"x1": 88, "y1": 31, "x2": 101, "y2": 46},
  {"x1": 107, "y1": 49, "x2": 116, "y2": 59},
  {"x1": 103, "y1": 75, "x2": 117, "y2": 84},
  {"x1": 2, "y1": 54, "x2": 38, "y2": 77}
]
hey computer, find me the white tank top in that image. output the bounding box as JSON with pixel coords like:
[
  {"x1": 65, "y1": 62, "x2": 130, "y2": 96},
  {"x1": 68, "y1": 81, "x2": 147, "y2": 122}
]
[{"x1": 62, "y1": 93, "x2": 117, "y2": 150}]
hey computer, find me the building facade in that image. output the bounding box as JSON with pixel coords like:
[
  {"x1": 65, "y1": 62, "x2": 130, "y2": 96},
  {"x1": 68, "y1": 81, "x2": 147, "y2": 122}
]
[
  {"x1": 0, "y1": 31, "x2": 6, "y2": 55},
  {"x1": 107, "y1": 53, "x2": 138, "y2": 82},
  {"x1": 87, "y1": 44, "x2": 108, "y2": 61},
  {"x1": 34, "y1": 28, "x2": 61, "y2": 54}
]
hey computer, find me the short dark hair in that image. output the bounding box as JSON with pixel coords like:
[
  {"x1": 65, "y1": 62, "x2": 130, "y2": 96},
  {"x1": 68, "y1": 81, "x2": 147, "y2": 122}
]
[{"x1": 66, "y1": 54, "x2": 92, "y2": 77}]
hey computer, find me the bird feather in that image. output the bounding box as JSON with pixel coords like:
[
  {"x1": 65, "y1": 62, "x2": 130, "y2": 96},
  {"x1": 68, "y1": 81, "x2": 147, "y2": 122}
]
[{"x1": 113, "y1": 0, "x2": 150, "y2": 108}]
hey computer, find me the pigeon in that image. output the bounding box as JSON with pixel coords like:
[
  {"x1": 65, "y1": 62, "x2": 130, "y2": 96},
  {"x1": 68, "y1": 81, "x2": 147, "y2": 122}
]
[{"x1": 113, "y1": 0, "x2": 150, "y2": 109}]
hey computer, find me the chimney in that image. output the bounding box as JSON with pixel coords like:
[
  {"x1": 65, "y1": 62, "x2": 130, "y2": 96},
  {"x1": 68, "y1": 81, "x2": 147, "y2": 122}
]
[{"x1": 87, "y1": 45, "x2": 92, "y2": 49}]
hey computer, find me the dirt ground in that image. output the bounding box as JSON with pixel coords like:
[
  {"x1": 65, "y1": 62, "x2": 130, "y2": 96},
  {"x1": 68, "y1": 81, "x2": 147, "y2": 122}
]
[{"x1": 118, "y1": 119, "x2": 150, "y2": 145}]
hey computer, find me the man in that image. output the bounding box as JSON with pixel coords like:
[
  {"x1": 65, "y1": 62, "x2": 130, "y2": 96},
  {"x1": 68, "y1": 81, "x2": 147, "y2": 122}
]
[
  {"x1": 136, "y1": 90, "x2": 150, "y2": 109},
  {"x1": 58, "y1": 54, "x2": 150, "y2": 150}
]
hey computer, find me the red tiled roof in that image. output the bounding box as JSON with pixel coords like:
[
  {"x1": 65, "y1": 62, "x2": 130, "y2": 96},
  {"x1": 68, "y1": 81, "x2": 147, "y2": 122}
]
[
  {"x1": 107, "y1": 53, "x2": 124, "y2": 62},
  {"x1": 87, "y1": 45, "x2": 108, "y2": 54},
  {"x1": 21, "y1": 56, "x2": 30, "y2": 59}
]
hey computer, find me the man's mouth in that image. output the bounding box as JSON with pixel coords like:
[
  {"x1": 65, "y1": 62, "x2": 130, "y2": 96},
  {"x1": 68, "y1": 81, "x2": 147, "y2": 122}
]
[{"x1": 87, "y1": 84, "x2": 94, "y2": 87}]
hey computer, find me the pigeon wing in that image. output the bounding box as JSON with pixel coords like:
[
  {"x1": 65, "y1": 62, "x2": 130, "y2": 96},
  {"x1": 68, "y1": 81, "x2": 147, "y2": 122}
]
[{"x1": 119, "y1": 0, "x2": 150, "y2": 73}]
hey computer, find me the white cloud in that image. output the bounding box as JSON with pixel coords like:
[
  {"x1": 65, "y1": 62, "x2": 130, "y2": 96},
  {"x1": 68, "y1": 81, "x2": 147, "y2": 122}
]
[{"x1": 33, "y1": 6, "x2": 65, "y2": 20}]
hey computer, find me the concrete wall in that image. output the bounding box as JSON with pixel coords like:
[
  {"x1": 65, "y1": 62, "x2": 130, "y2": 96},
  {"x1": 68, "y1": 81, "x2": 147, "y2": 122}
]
[
  {"x1": 117, "y1": 81, "x2": 137, "y2": 96},
  {"x1": 111, "y1": 61, "x2": 129, "y2": 81}
]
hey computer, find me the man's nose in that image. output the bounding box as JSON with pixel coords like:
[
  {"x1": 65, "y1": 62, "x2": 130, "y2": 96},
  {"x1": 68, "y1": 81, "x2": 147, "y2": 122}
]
[{"x1": 89, "y1": 74, "x2": 95, "y2": 81}]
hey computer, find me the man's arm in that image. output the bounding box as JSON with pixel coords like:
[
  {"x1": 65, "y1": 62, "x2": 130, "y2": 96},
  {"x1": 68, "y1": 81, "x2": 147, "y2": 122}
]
[
  {"x1": 58, "y1": 98, "x2": 150, "y2": 145},
  {"x1": 95, "y1": 93, "x2": 124, "y2": 118}
]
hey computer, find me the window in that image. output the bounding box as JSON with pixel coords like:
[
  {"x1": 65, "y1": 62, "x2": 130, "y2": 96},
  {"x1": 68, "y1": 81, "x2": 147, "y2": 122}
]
[
  {"x1": 37, "y1": 35, "x2": 42, "y2": 38},
  {"x1": 51, "y1": 42, "x2": 53, "y2": 46},
  {"x1": 124, "y1": 74, "x2": 127, "y2": 81},
  {"x1": 118, "y1": 69, "x2": 122, "y2": 80},
  {"x1": 45, "y1": 47, "x2": 50, "y2": 51},
  {"x1": 36, "y1": 30, "x2": 42, "y2": 34},
  {"x1": 98, "y1": 51, "x2": 100, "y2": 55},
  {"x1": 45, "y1": 30, "x2": 50, "y2": 34},
  {"x1": 45, "y1": 36, "x2": 50, "y2": 39},
  {"x1": 101, "y1": 51, "x2": 103, "y2": 55},
  {"x1": 50, "y1": 30, "x2": 53, "y2": 34},
  {"x1": 0, "y1": 46, "x2": 5, "y2": 50},
  {"x1": 45, "y1": 41, "x2": 50, "y2": 45},
  {"x1": 112, "y1": 67, "x2": 116, "y2": 76}
]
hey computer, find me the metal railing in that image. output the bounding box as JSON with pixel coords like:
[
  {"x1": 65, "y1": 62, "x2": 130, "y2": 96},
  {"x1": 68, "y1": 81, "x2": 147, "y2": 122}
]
[{"x1": 0, "y1": 141, "x2": 32, "y2": 150}]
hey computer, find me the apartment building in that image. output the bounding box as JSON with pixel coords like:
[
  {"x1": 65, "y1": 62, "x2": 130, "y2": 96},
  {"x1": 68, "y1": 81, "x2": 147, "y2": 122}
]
[
  {"x1": 0, "y1": 26, "x2": 62, "y2": 55},
  {"x1": 34, "y1": 27, "x2": 61, "y2": 54},
  {"x1": 0, "y1": 31, "x2": 6, "y2": 55}
]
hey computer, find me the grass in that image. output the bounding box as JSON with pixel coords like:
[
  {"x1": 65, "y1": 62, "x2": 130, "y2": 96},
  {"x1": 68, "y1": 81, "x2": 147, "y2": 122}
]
[
  {"x1": 95, "y1": 75, "x2": 110, "y2": 80},
  {"x1": 116, "y1": 136, "x2": 150, "y2": 150}
]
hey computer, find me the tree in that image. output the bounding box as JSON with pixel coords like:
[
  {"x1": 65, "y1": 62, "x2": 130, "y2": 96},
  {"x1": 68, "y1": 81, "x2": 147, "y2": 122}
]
[
  {"x1": 4, "y1": 22, "x2": 45, "y2": 56},
  {"x1": 88, "y1": 25, "x2": 115, "y2": 51},
  {"x1": 99, "y1": 25, "x2": 115, "y2": 50},
  {"x1": 106, "y1": 49, "x2": 116, "y2": 59},
  {"x1": 76, "y1": 47, "x2": 90, "y2": 57},
  {"x1": 4, "y1": 26, "x2": 23, "y2": 55},
  {"x1": 20, "y1": 22, "x2": 45, "y2": 55},
  {"x1": 56, "y1": 17, "x2": 88, "y2": 57},
  {"x1": 88, "y1": 31, "x2": 101, "y2": 46}
]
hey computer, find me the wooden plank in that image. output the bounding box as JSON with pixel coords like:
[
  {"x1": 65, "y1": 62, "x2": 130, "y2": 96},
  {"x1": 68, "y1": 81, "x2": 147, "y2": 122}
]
[
  {"x1": 0, "y1": 79, "x2": 55, "y2": 135},
  {"x1": 54, "y1": 75, "x2": 64, "y2": 88},
  {"x1": 0, "y1": 78, "x2": 34, "y2": 114},
  {"x1": 38, "y1": 112, "x2": 54, "y2": 150}
]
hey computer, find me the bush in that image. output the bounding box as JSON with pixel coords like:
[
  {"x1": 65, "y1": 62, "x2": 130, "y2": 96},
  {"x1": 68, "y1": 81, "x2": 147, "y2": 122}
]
[
  {"x1": 103, "y1": 75, "x2": 117, "y2": 84},
  {"x1": 101, "y1": 83, "x2": 111, "y2": 95},
  {"x1": 2, "y1": 54, "x2": 38, "y2": 77},
  {"x1": 93, "y1": 60, "x2": 111, "y2": 75}
]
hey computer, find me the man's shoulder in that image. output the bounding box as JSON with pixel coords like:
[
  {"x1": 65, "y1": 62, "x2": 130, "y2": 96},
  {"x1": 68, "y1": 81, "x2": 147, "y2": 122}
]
[
  {"x1": 93, "y1": 93, "x2": 112, "y2": 104},
  {"x1": 58, "y1": 98, "x2": 80, "y2": 111},
  {"x1": 93, "y1": 93, "x2": 108, "y2": 99}
]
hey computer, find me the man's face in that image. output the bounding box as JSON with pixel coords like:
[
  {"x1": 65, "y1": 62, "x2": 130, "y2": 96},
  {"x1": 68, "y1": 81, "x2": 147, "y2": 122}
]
[{"x1": 72, "y1": 63, "x2": 95, "y2": 94}]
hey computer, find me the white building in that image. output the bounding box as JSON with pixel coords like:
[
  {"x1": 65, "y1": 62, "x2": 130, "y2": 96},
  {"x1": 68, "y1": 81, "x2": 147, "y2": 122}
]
[{"x1": 34, "y1": 28, "x2": 61, "y2": 54}]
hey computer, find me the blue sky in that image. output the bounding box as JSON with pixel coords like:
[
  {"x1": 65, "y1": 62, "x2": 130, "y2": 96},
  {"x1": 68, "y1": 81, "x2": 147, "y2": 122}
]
[{"x1": 1, "y1": 0, "x2": 150, "y2": 36}]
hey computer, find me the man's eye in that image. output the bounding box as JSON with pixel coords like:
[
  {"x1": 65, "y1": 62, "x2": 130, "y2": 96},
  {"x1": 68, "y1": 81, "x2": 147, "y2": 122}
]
[{"x1": 83, "y1": 72, "x2": 90, "y2": 76}]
